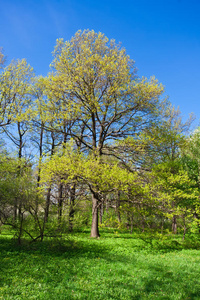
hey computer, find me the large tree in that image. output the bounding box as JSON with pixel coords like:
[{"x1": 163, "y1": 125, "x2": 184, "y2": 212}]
[{"x1": 44, "y1": 30, "x2": 165, "y2": 237}]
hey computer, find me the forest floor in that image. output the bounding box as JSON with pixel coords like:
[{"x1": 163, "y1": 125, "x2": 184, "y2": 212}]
[{"x1": 1, "y1": 228, "x2": 200, "y2": 299}]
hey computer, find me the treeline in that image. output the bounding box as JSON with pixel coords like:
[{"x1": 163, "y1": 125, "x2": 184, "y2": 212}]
[{"x1": 0, "y1": 30, "x2": 199, "y2": 242}]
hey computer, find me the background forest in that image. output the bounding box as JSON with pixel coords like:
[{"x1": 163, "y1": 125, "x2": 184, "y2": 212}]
[{"x1": 0, "y1": 30, "x2": 200, "y2": 243}]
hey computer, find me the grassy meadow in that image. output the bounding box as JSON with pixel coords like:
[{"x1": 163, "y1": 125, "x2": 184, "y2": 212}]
[{"x1": 1, "y1": 229, "x2": 200, "y2": 299}]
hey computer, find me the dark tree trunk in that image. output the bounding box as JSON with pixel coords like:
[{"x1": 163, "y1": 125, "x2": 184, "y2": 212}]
[
  {"x1": 13, "y1": 200, "x2": 17, "y2": 221},
  {"x1": 126, "y1": 211, "x2": 131, "y2": 230},
  {"x1": 17, "y1": 122, "x2": 23, "y2": 221},
  {"x1": 69, "y1": 183, "x2": 76, "y2": 231},
  {"x1": 18, "y1": 203, "x2": 22, "y2": 221},
  {"x1": 182, "y1": 216, "x2": 187, "y2": 241},
  {"x1": 36, "y1": 122, "x2": 44, "y2": 212},
  {"x1": 130, "y1": 213, "x2": 134, "y2": 234},
  {"x1": 17, "y1": 212, "x2": 24, "y2": 245},
  {"x1": 116, "y1": 191, "x2": 121, "y2": 223},
  {"x1": 58, "y1": 183, "x2": 63, "y2": 223},
  {"x1": 18, "y1": 122, "x2": 23, "y2": 160},
  {"x1": 44, "y1": 187, "x2": 51, "y2": 223},
  {"x1": 172, "y1": 215, "x2": 177, "y2": 234},
  {"x1": 44, "y1": 132, "x2": 55, "y2": 224},
  {"x1": 91, "y1": 192, "x2": 100, "y2": 238}
]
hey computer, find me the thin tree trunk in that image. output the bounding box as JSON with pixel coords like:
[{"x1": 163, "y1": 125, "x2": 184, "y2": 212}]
[
  {"x1": 17, "y1": 122, "x2": 23, "y2": 220},
  {"x1": 58, "y1": 183, "x2": 63, "y2": 223},
  {"x1": 36, "y1": 122, "x2": 44, "y2": 212},
  {"x1": 44, "y1": 132, "x2": 55, "y2": 224},
  {"x1": 57, "y1": 127, "x2": 68, "y2": 224},
  {"x1": 172, "y1": 215, "x2": 177, "y2": 234},
  {"x1": 13, "y1": 200, "x2": 17, "y2": 221},
  {"x1": 69, "y1": 183, "x2": 76, "y2": 231},
  {"x1": 17, "y1": 212, "x2": 24, "y2": 245},
  {"x1": 116, "y1": 191, "x2": 121, "y2": 223},
  {"x1": 182, "y1": 216, "x2": 187, "y2": 241},
  {"x1": 130, "y1": 213, "x2": 134, "y2": 234},
  {"x1": 44, "y1": 187, "x2": 51, "y2": 223},
  {"x1": 18, "y1": 122, "x2": 23, "y2": 160},
  {"x1": 106, "y1": 199, "x2": 109, "y2": 214},
  {"x1": 127, "y1": 210, "x2": 131, "y2": 230}
]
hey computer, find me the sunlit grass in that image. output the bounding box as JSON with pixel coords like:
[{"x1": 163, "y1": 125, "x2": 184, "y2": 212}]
[{"x1": 1, "y1": 229, "x2": 200, "y2": 299}]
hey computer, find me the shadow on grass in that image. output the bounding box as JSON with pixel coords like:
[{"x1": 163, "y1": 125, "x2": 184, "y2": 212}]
[
  {"x1": 1, "y1": 234, "x2": 200, "y2": 299},
  {"x1": 1, "y1": 231, "x2": 200, "y2": 258}
]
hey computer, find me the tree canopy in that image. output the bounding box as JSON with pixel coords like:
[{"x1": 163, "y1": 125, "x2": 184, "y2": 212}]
[{"x1": 0, "y1": 30, "x2": 198, "y2": 241}]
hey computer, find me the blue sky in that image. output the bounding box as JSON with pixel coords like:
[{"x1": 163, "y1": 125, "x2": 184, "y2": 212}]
[{"x1": 0, "y1": 0, "x2": 200, "y2": 128}]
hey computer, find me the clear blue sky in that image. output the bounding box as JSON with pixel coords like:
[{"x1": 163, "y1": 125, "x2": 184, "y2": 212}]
[{"x1": 0, "y1": 0, "x2": 200, "y2": 128}]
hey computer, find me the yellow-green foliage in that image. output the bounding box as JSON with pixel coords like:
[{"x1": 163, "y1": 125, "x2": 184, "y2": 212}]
[
  {"x1": 40, "y1": 30, "x2": 164, "y2": 135},
  {"x1": 40, "y1": 142, "x2": 144, "y2": 197},
  {"x1": 0, "y1": 155, "x2": 34, "y2": 207},
  {"x1": 152, "y1": 162, "x2": 199, "y2": 222},
  {"x1": 0, "y1": 59, "x2": 34, "y2": 124}
]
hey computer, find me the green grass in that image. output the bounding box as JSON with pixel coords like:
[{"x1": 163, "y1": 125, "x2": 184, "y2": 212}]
[{"x1": 1, "y1": 229, "x2": 200, "y2": 299}]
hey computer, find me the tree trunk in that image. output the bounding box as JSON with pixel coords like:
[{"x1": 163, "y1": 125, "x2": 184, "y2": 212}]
[
  {"x1": 182, "y1": 216, "x2": 186, "y2": 241},
  {"x1": 44, "y1": 187, "x2": 51, "y2": 223},
  {"x1": 13, "y1": 198, "x2": 17, "y2": 221},
  {"x1": 58, "y1": 183, "x2": 63, "y2": 223},
  {"x1": 91, "y1": 193, "x2": 100, "y2": 238},
  {"x1": 116, "y1": 191, "x2": 121, "y2": 223},
  {"x1": 127, "y1": 210, "x2": 131, "y2": 230},
  {"x1": 18, "y1": 122, "x2": 23, "y2": 160},
  {"x1": 69, "y1": 183, "x2": 76, "y2": 231},
  {"x1": 130, "y1": 213, "x2": 134, "y2": 234},
  {"x1": 172, "y1": 215, "x2": 177, "y2": 234},
  {"x1": 17, "y1": 212, "x2": 24, "y2": 245},
  {"x1": 17, "y1": 122, "x2": 23, "y2": 220},
  {"x1": 44, "y1": 132, "x2": 55, "y2": 224},
  {"x1": 36, "y1": 122, "x2": 44, "y2": 213}
]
